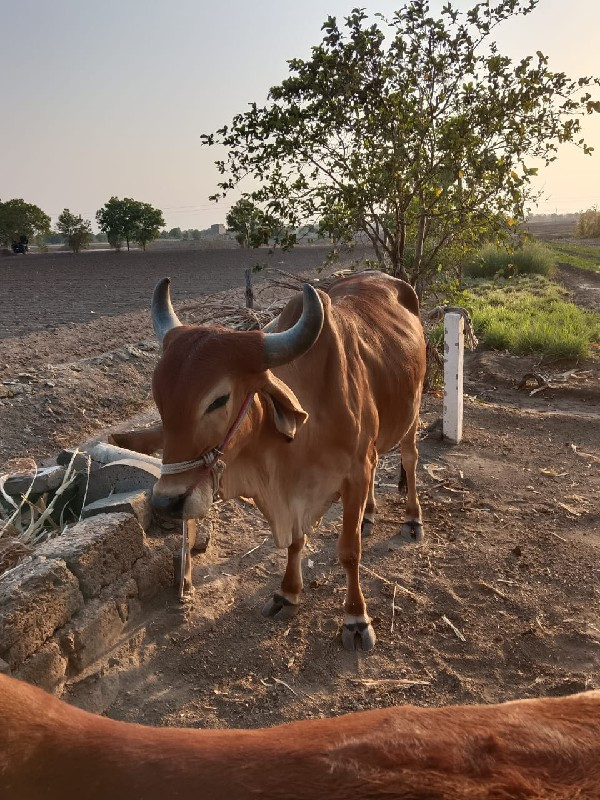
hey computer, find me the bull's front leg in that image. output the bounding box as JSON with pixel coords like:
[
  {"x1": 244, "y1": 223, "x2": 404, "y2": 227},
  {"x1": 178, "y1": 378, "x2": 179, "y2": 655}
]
[
  {"x1": 340, "y1": 474, "x2": 376, "y2": 652},
  {"x1": 261, "y1": 535, "x2": 305, "y2": 621}
]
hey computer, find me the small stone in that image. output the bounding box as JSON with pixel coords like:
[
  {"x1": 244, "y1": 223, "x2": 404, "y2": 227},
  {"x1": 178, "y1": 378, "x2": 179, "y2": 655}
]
[
  {"x1": 15, "y1": 640, "x2": 67, "y2": 692},
  {"x1": 133, "y1": 546, "x2": 173, "y2": 600},
  {"x1": 0, "y1": 557, "x2": 83, "y2": 669},
  {"x1": 36, "y1": 513, "x2": 145, "y2": 599},
  {"x1": 83, "y1": 490, "x2": 152, "y2": 530},
  {"x1": 86, "y1": 459, "x2": 161, "y2": 504},
  {"x1": 191, "y1": 518, "x2": 212, "y2": 553},
  {"x1": 60, "y1": 599, "x2": 124, "y2": 671},
  {"x1": 56, "y1": 450, "x2": 93, "y2": 473},
  {"x1": 3, "y1": 464, "x2": 66, "y2": 496}
]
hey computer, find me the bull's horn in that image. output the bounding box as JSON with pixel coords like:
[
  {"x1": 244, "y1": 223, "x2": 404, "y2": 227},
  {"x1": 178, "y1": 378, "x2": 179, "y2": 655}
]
[
  {"x1": 152, "y1": 277, "x2": 182, "y2": 344},
  {"x1": 263, "y1": 284, "x2": 324, "y2": 368}
]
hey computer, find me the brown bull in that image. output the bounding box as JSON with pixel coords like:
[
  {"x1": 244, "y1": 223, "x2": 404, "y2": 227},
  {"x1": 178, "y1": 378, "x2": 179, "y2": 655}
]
[
  {"x1": 2, "y1": 673, "x2": 599, "y2": 799},
  {"x1": 145, "y1": 270, "x2": 426, "y2": 651}
]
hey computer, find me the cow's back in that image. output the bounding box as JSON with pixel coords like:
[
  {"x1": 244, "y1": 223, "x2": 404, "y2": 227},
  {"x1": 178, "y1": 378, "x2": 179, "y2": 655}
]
[
  {"x1": 275, "y1": 271, "x2": 426, "y2": 454},
  {"x1": 327, "y1": 270, "x2": 420, "y2": 317},
  {"x1": 327, "y1": 272, "x2": 425, "y2": 450}
]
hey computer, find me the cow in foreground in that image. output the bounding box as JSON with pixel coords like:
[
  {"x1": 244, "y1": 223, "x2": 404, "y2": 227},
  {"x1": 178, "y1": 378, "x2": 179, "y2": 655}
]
[
  {"x1": 145, "y1": 271, "x2": 426, "y2": 650},
  {"x1": 1, "y1": 674, "x2": 599, "y2": 799}
]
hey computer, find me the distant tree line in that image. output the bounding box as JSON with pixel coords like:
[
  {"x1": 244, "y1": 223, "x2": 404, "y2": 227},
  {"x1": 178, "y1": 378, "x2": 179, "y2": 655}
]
[
  {"x1": 158, "y1": 227, "x2": 204, "y2": 240},
  {"x1": 0, "y1": 196, "x2": 165, "y2": 253},
  {"x1": 157, "y1": 225, "x2": 228, "y2": 241}
]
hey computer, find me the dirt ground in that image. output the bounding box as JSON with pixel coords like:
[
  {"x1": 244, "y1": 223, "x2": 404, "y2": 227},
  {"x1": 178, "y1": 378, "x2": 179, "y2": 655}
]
[
  {"x1": 524, "y1": 217, "x2": 578, "y2": 240},
  {"x1": 0, "y1": 245, "x2": 370, "y2": 466},
  {"x1": 1, "y1": 246, "x2": 598, "y2": 729}
]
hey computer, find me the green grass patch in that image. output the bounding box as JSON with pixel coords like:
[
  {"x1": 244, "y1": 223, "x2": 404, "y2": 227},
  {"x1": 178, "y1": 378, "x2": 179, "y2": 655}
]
[
  {"x1": 453, "y1": 276, "x2": 600, "y2": 361},
  {"x1": 464, "y1": 241, "x2": 556, "y2": 279},
  {"x1": 546, "y1": 242, "x2": 600, "y2": 274}
]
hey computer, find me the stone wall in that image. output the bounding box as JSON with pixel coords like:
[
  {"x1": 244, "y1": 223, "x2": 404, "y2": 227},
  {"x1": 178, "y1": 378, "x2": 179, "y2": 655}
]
[{"x1": 0, "y1": 513, "x2": 174, "y2": 693}]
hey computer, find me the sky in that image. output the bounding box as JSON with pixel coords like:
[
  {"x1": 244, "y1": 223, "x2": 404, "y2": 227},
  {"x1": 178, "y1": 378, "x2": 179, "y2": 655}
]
[{"x1": 1, "y1": 0, "x2": 599, "y2": 231}]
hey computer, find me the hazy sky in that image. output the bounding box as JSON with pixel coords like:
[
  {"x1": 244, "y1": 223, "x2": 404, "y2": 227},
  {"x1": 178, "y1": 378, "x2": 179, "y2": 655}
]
[{"x1": 1, "y1": 0, "x2": 599, "y2": 230}]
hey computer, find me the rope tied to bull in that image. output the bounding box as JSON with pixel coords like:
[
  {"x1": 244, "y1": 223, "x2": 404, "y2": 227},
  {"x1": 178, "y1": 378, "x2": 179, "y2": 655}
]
[
  {"x1": 426, "y1": 305, "x2": 479, "y2": 350},
  {"x1": 160, "y1": 393, "x2": 255, "y2": 500},
  {"x1": 422, "y1": 306, "x2": 478, "y2": 391}
]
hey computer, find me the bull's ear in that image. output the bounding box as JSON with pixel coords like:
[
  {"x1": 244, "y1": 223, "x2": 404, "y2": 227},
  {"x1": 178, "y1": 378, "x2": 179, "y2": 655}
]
[{"x1": 260, "y1": 372, "x2": 308, "y2": 441}]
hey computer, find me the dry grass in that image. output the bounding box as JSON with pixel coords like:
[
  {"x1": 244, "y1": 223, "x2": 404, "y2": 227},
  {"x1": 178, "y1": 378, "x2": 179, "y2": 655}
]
[{"x1": 0, "y1": 451, "x2": 89, "y2": 551}]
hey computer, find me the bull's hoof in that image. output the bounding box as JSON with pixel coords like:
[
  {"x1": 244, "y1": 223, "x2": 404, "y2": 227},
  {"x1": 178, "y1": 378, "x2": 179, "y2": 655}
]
[
  {"x1": 398, "y1": 520, "x2": 424, "y2": 544},
  {"x1": 178, "y1": 583, "x2": 194, "y2": 604},
  {"x1": 261, "y1": 593, "x2": 299, "y2": 621},
  {"x1": 361, "y1": 515, "x2": 375, "y2": 538},
  {"x1": 342, "y1": 621, "x2": 376, "y2": 652}
]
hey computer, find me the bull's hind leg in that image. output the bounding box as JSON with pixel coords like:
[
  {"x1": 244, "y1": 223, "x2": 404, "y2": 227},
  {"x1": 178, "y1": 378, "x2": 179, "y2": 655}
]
[
  {"x1": 361, "y1": 451, "x2": 378, "y2": 538},
  {"x1": 261, "y1": 535, "x2": 305, "y2": 621},
  {"x1": 397, "y1": 418, "x2": 423, "y2": 543},
  {"x1": 339, "y1": 473, "x2": 376, "y2": 652}
]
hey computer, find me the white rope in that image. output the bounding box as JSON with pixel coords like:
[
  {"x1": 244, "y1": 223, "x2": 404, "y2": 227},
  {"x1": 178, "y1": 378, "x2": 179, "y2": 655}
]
[
  {"x1": 160, "y1": 450, "x2": 219, "y2": 476},
  {"x1": 159, "y1": 393, "x2": 254, "y2": 477},
  {"x1": 426, "y1": 305, "x2": 478, "y2": 350}
]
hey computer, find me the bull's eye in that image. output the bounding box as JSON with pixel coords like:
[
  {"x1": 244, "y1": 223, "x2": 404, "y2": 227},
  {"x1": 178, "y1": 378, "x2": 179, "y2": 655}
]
[{"x1": 206, "y1": 393, "x2": 230, "y2": 413}]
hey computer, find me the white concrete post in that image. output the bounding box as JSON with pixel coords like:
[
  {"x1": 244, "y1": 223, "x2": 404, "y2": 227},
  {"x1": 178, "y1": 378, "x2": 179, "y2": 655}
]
[{"x1": 443, "y1": 312, "x2": 464, "y2": 444}]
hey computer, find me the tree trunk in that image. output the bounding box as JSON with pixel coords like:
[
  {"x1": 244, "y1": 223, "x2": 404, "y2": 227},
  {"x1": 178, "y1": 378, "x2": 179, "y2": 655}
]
[
  {"x1": 390, "y1": 246, "x2": 410, "y2": 284},
  {"x1": 245, "y1": 268, "x2": 254, "y2": 308}
]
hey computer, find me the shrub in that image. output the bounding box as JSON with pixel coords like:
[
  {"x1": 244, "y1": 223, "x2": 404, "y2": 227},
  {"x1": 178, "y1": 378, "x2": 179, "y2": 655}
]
[
  {"x1": 465, "y1": 276, "x2": 600, "y2": 361},
  {"x1": 464, "y1": 242, "x2": 556, "y2": 279},
  {"x1": 57, "y1": 209, "x2": 93, "y2": 254},
  {"x1": 576, "y1": 207, "x2": 600, "y2": 238}
]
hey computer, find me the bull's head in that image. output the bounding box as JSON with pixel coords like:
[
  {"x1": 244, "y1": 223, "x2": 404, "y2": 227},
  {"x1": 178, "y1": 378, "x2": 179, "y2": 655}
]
[{"x1": 150, "y1": 277, "x2": 324, "y2": 520}]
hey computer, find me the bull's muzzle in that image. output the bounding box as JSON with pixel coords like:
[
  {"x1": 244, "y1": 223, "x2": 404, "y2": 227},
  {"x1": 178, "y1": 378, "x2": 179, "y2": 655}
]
[{"x1": 151, "y1": 492, "x2": 186, "y2": 518}]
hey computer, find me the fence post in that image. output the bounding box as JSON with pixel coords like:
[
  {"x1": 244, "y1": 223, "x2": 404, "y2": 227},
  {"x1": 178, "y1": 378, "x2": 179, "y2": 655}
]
[
  {"x1": 245, "y1": 268, "x2": 254, "y2": 309},
  {"x1": 443, "y1": 312, "x2": 464, "y2": 444}
]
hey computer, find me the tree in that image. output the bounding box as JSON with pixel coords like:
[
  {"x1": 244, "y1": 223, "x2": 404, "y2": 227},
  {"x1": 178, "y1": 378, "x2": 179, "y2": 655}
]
[
  {"x1": 226, "y1": 198, "x2": 282, "y2": 248},
  {"x1": 203, "y1": 1, "x2": 600, "y2": 287},
  {"x1": 134, "y1": 203, "x2": 165, "y2": 250},
  {"x1": 57, "y1": 209, "x2": 93, "y2": 253},
  {"x1": 168, "y1": 227, "x2": 182, "y2": 239},
  {"x1": 96, "y1": 197, "x2": 165, "y2": 251},
  {"x1": 0, "y1": 199, "x2": 50, "y2": 247},
  {"x1": 44, "y1": 231, "x2": 65, "y2": 245}
]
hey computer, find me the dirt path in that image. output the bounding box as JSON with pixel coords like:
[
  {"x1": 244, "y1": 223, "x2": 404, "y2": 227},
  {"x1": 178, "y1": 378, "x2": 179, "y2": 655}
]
[
  {"x1": 557, "y1": 263, "x2": 600, "y2": 314},
  {"x1": 0, "y1": 245, "x2": 367, "y2": 339}
]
